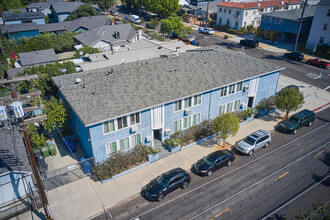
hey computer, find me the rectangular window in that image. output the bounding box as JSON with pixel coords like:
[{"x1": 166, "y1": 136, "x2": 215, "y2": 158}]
[
  {"x1": 130, "y1": 112, "x2": 140, "y2": 125},
  {"x1": 260, "y1": 9, "x2": 264, "y2": 13},
  {"x1": 105, "y1": 142, "x2": 117, "y2": 156},
  {"x1": 319, "y1": 37, "x2": 324, "y2": 44},
  {"x1": 228, "y1": 84, "x2": 235, "y2": 94},
  {"x1": 253, "y1": 10, "x2": 256, "y2": 15},
  {"x1": 174, "y1": 100, "x2": 182, "y2": 112},
  {"x1": 174, "y1": 119, "x2": 182, "y2": 132},
  {"x1": 233, "y1": 99, "x2": 241, "y2": 111},
  {"x1": 183, "y1": 116, "x2": 192, "y2": 129},
  {"x1": 220, "y1": 86, "x2": 227, "y2": 97},
  {"x1": 328, "y1": 9, "x2": 330, "y2": 16},
  {"x1": 220, "y1": 8, "x2": 222, "y2": 12},
  {"x1": 194, "y1": 94, "x2": 201, "y2": 105},
  {"x1": 323, "y1": 24, "x2": 328, "y2": 31},
  {"x1": 103, "y1": 120, "x2": 115, "y2": 134},
  {"x1": 117, "y1": 116, "x2": 128, "y2": 130},
  {"x1": 236, "y1": 82, "x2": 243, "y2": 92},
  {"x1": 119, "y1": 137, "x2": 130, "y2": 151},
  {"x1": 245, "y1": 11, "x2": 248, "y2": 16},
  {"x1": 192, "y1": 113, "x2": 201, "y2": 125},
  {"x1": 226, "y1": 102, "x2": 233, "y2": 112},
  {"x1": 132, "y1": 133, "x2": 141, "y2": 147},
  {"x1": 244, "y1": 22, "x2": 247, "y2": 27},
  {"x1": 268, "y1": 17, "x2": 272, "y2": 22},
  {"x1": 184, "y1": 97, "x2": 192, "y2": 108},
  {"x1": 218, "y1": 105, "x2": 225, "y2": 115},
  {"x1": 229, "y1": 9, "x2": 231, "y2": 14},
  {"x1": 279, "y1": 19, "x2": 283, "y2": 24},
  {"x1": 224, "y1": 9, "x2": 226, "y2": 13},
  {"x1": 275, "y1": 18, "x2": 278, "y2": 24},
  {"x1": 227, "y1": 19, "x2": 230, "y2": 25},
  {"x1": 263, "y1": 16, "x2": 267, "y2": 21}
]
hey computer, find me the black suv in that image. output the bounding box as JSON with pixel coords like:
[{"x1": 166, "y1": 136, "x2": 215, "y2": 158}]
[
  {"x1": 280, "y1": 109, "x2": 315, "y2": 134},
  {"x1": 194, "y1": 150, "x2": 235, "y2": 176},
  {"x1": 144, "y1": 168, "x2": 190, "y2": 202},
  {"x1": 239, "y1": 39, "x2": 259, "y2": 48},
  {"x1": 283, "y1": 52, "x2": 304, "y2": 61}
]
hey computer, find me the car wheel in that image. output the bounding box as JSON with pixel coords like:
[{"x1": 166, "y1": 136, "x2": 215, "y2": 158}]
[
  {"x1": 207, "y1": 170, "x2": 212, "y2": 176},
  {"x1": 248, "y1": 150, "x2": 254, "y2": 156},
  {"x1": 295, "y1": 57, "x2": 298, "y2": 61},
  {"x1": 264, "y1": 142, "x2": 269, "y2": 148},
  {"x1": 284, "y1": 55, "x2": 287, "y2": 58},
  {"x1": 308, "y1": 121, "x2": 312, "y2": 127},
  {"x1": 320, "y1": 64, "x2": 323, "y2": 68},
  {"x1": 157, "y1": 194, "x2": 164, "y2": 202},
  {"x1": 293, "y1": 129, "x2": 297, "y2": 134},
  {"x1": 307, "y1": 61, "x2": 311, "y2": 65},
  {"x1": 227, "y1": 160, "x2": 232, "y2": 166},
  {"x1": 182, "y1": 181, "x2": 189, "y2": 189}
]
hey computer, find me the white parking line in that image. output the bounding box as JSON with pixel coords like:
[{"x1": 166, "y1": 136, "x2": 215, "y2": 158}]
[
  {"x1": 130, "y1": 123, "x2": 329, "y2": 220},
  {"x1": 306, "y1": 73, "x2": 321, "y2": 79},
  {"x1": 188, "y1": 142, "x2": 330, "y2": 220}
]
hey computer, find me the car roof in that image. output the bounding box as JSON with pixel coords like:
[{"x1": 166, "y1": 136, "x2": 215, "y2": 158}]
[
  {"x1": 162, "y1": 167, "x2": 186, "y2": 179},
  {"x1": 292, "y1": 109, "x2": 314, "y2": 119},
  {"x1": 250, "y1": 129, "x2": 269, "y2": 139},
  {"x1": 211, "y1": 150, "x2": 232, "y2": 157}
]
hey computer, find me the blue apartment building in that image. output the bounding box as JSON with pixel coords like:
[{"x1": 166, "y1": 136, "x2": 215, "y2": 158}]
[{"x1": 53, "y1": 46, "x2": 284, "y2": 163}]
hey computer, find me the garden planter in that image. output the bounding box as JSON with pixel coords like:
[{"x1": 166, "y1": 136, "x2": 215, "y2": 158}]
[
  {"x1": 244, "y1": 116, "x2": 254, "y2": 122},
  {"x1": 258, "y1": 109, "x2": 267, "y2": 117},
  {"x1": 148, "y1": 153, "x2": 159, "y2": 163},
  {"x1": 170, "y1": 145, "x2": 181, "y2": 154}
]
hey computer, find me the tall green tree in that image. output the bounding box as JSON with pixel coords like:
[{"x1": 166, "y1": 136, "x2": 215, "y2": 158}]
[
  {"x1": 145, "y1": 0, "x2": 179, "y2": 18},
  {"x1": 212, "y1": 113, "x2": 240, "y2": 147},
  {"x1": 160, "y1": 16, "x2": 190, "y2": 35},
  {"x1": 43, "y1": 97, "x2": 68, "y2": 132},
  {"x1": 0, "y1": 0, "x2": 22, "y2": 14},
  {"x1": 296, "y1": 203, "x2": 330, "y2": 220},
  {"x1": 275, "y1": 88, "x2": 304, "y2": 119},
  {"x1": 64, "y1": 4, "x2": 100, "y2": 21}
]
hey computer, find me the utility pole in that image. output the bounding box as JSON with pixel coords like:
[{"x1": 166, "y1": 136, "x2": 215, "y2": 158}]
[
  {"x1": 206, "y1": 0, "x2": 210, "y2": 28},
  {"x1": 293, "y1": 0, "x2": 308, "y2": 53}
]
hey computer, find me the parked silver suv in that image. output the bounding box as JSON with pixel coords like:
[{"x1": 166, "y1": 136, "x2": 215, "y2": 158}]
[{"x1": 236, "y1": 129, "x2": 271, "y2": 156}]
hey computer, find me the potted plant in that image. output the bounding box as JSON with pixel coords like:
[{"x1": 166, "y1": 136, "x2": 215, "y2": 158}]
[
  {"x1": 165, "y1": 138, "x2": 181, "y2": 154},
  {"x1": 256, "y1": 102, "x2": 267, "y2": 116},
  {"x1": 242, "y1": 109, "x2": 257, "y2": 121},
  {"x1": 146, "y1": 146, "x2": 160, "y2": 163}
]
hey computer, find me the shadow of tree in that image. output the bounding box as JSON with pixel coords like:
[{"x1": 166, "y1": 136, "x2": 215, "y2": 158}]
[
  {"x1": 198, "y1": 136, "x2": 221, "y2": 148},
  {"x1": 311, "y1": 152, "x2": 330, "y2": 187}
]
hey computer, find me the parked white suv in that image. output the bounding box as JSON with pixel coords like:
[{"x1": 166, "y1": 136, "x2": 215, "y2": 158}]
[
  {"x1": 199, "y1": 28, "x2": 214, "y2": 35},
  {"x1": 236, "y1": 129, "x2": 271, "y2": 156}
]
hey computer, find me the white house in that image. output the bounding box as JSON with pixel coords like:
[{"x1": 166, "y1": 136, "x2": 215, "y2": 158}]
[
  {"x1": 216, "y1": 0, "x2": 301, "y2": 29},
  {"x1": 305, "y1": 0, "x2": 330, "y2": 49}
]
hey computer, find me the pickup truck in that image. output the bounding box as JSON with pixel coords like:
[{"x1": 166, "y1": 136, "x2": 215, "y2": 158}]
[{"x1": 306, "y1": 58, "x2": 330, "y2": 68}]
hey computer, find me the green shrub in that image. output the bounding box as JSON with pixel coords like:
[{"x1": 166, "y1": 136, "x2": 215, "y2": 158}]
[
  {"x1": 164, "y1": 138, "x2": 181, "y2": 148},
  {"x1": 27, "y1": 124, "x2": 47, "y2": 150},
  {"x1": 92, "y1": 144, "x2": 148, "y2": 181},
  {"x1": 146, "y1": 146, "x2": 160, "y2": 155},
  {"x1": 227, "y1": 29, "x2": 240, "y2": 35}
]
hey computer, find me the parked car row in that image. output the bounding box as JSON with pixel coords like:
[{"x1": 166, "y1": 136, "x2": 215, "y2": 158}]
[
  {"x1": 283, "y1": 53, "x2": 329, "y2": 69},
  {"x1": 142, "y1": 109, "x2": 315, "y2": 202}
]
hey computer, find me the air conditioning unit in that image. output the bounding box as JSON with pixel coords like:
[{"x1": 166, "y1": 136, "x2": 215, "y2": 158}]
[
  {"x1": 243, "y1": 86, "x2": 249, "y2": 90},
  {"x1": 184, "y1": 108, "x2": 191, "y2": 115},
  {"x1": 164, "y1": 129, "x2": 171, "y2": 136},
  {"x1": 146, "y1": 136, "x2": 152, "y2": 142},
  {"x1": 130, "y1": 125, "x2": 138, "y2": 133}
]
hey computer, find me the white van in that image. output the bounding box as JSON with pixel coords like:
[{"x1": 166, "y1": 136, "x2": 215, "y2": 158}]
[{"x1": 129, "y1": 15, "x2": 141, "y2": 24}]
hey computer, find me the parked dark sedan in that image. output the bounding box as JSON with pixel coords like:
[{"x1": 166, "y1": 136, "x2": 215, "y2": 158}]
[
  {"x1": 194, "y1": 150, "x2": 235, "y2": 176},
  {"x1": 144, "y1": 168, "x2": 190, "y2": 202},
  {"x1": 239, "y1": 39, "x2": 259, "y2": 48},
  {"x1": 283, "y1": 52, "x2": 304, "y2": 61}
]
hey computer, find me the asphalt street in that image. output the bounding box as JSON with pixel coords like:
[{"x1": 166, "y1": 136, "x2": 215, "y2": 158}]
[
  {"x1": 191, "y1": 30, "x2": 330, "y2": 92},
  {"x1": 93, "y1": 108, "x2": 330, "y2": 220}
]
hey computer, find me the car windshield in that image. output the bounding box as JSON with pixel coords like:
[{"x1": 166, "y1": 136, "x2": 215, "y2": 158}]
[
  {"x1": 156, "y1": 174, "x2": 169, "y2": 187},
  {"x1": 203, "y1": 155, "x2": 216, "y2": 166},
  {"x1": 289, "y1": 116, "x2": 300, "y2": 123},
  {"x1": 243, "y1": 136, "x2": 256, "y2": 145}
]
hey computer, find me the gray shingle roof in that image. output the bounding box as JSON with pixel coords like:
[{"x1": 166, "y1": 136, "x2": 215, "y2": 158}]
[
  {"x1": 51, "y1": 1, "x2": 85, "y2": 14},
  {"x1": 1, "y1": 22, "x2": 39, "y2": 33},
  {"x1": 73, "y1": 24, "x2": 137, "y2": 46},
  {"x1": 27, "y1": 2, "x2": 51, "y2": 10},
  {"x1": 53, "y1": 46, "x2": 284, "y2": 127},
  {"x1": 318, "y1": 0, "x2": 330, "y2": 6},
  {"x1": 263, "y1": 7, "x2": 316, "y2": 21},
  {"x1": 2, "y1": 11, "x2": 44, "y2": 22},
  {"x1": 19, "y1": 49, "x2": 58, "y2": 66},
  {"x1": 0, "y1": 128, "x2": 32, "y2": 175}
]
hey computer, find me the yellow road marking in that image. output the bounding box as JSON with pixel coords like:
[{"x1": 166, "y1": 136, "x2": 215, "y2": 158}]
[
  {"x1": 210, "y1": 208, "x2": 230, "y2": 220},
  {"x1": 314, "y1": 150, "x2": 324, "y2": 157},
  {"x1": 275, "y1": 171, "x2": 289, "y2": 181}
]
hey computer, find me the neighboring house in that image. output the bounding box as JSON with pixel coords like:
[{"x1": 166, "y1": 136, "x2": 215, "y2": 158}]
[
  {"x1": 216, "y1": 0, "x2": 301, "y2": 29},
  {"x1": 260, "y1": 7, "x2": 315, "y2": 43},
  {"x1": 27, "y1": 0, "x2": 63, "y2": 16},
  {"x1": 52, "y1": 46, "x2": 284, "y2": 163},
  {"x1": 179, "y1": 0, "x2": 190, "y2": 6},
  {"x1": 306, "y1": 0, "x2": 330, "y2": 49},
  {"x1": 1, "y1": 15, "x2": 111, "y2": 40},
  {"x1": 18, "y1": 49, "x2": 58, "y2": 67},
  {"x1": 50, "y1": 1, "x2": 100, "y2": 23},
  {"x1": 73, "y1": 24, "x2": 139, "y2": 52},
  {"x1": 0, "y1": 128, "x2": 35, "y2": 218},
  {"x1": 2, "y1": 10, "x2": 45, "y2": 25}
]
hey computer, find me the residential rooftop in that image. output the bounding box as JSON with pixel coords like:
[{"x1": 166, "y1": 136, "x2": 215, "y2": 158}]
[
  {"x1": 51, "y1": 1, "x2": 99, "y2": 14},
  {"x1": 2, "y1": 10, "x2": 44, "y2": 22},
  {"x1": 217, "y1": 0, "x2": 301, "y2": 9},
  {"x1": 53, "y1": 46, "x2": 284, "y2": 127},
  {"x1": 19, "y1": 49, "x2": 58, "y2": 66},
  {"x1": 263, "y1": 7, "x2": 316, "y2": 20}
]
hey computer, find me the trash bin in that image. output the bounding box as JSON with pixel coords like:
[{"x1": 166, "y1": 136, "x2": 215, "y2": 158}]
[
  {"x1": 41, "y1": 146, "x2": 49, "y2": 158},
  {"x1": 48, "y1": 144, "x2": 57, "y2": 156},
  {"x1": 80, "y1": 157, "x2": 91, "y2": 174}
]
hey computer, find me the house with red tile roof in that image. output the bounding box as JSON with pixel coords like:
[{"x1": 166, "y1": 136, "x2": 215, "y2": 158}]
[{"x1": 216, "y1": 0, "x2": 301, "y2": 29}]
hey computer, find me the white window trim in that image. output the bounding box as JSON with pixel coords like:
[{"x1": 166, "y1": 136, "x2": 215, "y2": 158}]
[
  {"x1": 182, "y1": 115, "x2": 192, "y2": 130},
  {"x1": 105, "y1": 141, "x2": 117, "y2": 157},
  {"x1": 103, "y1": 119, "x2": 116, "y2": 135},
  {"x1": 233, "y1": 99, "x2": 241, "y2": 111},
  {"x1": 173, "y1": 100, "x2": 183, "y2": 113},
  {"x1": 192, "y1": 112, "x2": 201, "y2": 125},
  {"x1": 173, "y1": 119, "x2": 182, "y2": 132},
  {"x1": 218, "y1": 104, "x2": 226, "y2": 115},
  {"x1": 220, "y1": 81, "x2": 243, "y2": 98},
  {"x1": 193, "y1": 94, "x2": 202, "y2": 107},
  {"x1": 119, "y1": 137, "x2": 131, "y2": 152},
  {"x1": 129, "y1": 112, "x2": 141, "y2": 127},
  {"x1": 131, "y1": 132, "x2": 142, "y2": 148},
  {"x1": 117, "y1": 116, "x2": 129, "y2": 131}
]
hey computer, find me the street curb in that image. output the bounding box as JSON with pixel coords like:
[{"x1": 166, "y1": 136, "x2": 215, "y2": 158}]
[{"x1": 313, "y1": 102, "x2": 330, "y2": 112}]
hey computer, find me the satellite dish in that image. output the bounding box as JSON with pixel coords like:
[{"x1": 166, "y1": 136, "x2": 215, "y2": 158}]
[{"x1": 76, "y1": 78, "x2": 81, "y2": 84}]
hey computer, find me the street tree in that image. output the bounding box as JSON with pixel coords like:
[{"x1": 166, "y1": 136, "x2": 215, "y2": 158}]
[
  {"x1": 43, "y1": 97, "x2": 68, "y2": 132},
  {"x1": 145, "y1": 0, "x2": 180, "y2": 18},
  {"x1": 160, "y1": 16, "x2": 190, "y2": 35},
  {"x1": 296, "y1": 203, "x2": 330, "y2": 220},
  {"x1": 64, "y1": 4, "x2": 100, "y2": 21},
  {"x1": 212, "y1": 113, "x2": 240, "y2": 147},
  {"x1": 275, "y1": 87, "x2": 304, "y2": 119}
]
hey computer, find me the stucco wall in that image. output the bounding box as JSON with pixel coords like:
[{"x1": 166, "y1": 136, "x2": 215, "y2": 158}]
[{"x1": 7, "y1": 30, "x2": 39, "y2": 40}]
